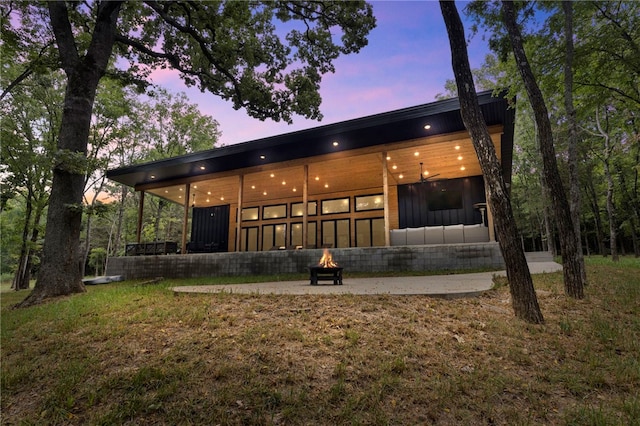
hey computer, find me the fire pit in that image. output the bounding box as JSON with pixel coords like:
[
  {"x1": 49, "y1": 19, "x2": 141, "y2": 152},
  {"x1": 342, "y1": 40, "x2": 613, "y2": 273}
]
[{"x1": 309, "y1": 249, "x2": 343, "y2": 285}]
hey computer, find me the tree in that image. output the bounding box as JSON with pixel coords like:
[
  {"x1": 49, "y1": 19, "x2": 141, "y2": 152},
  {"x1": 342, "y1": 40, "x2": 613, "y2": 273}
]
[
  {"x1": 128, "y1": 89, "x2": 222, "y2": 244},
  {"x1": 88, "y1": 247, "x2": 107, "y2": 277},
  {"x1": 5, "y1": 1, "x2": 375, "y2": 307},
  {"x1": 500, "y1": 0, "x2": 585, "y2": 299},
  {"x1": 0, "y1": 71, "x2": 62, "y2": 290},
  {"x1": 561, "y1": 1, "x2": 586, "y2": 282},
  {"x1": 80, "y1": 78, "x2": 135, "y2": 277},
  {"x1": 572, "y1": 1, "x2": 640, "y2": 110},
  {"x1": 440, "y1": 1, "x2": 543, "y2": 323},
  {"x1": 468, "y1": 1, "x2": 638, "y2": 258}
]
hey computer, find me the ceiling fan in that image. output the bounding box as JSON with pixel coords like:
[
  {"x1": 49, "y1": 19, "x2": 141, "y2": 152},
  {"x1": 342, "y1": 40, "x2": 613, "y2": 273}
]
[{"x1": 418, "y1": 162, "x2": 440, "y2": 183}]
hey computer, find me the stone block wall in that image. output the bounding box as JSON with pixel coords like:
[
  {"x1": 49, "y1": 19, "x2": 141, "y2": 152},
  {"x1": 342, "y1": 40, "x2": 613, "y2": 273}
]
[{"x1": 106, "y1": 243, "x2": 505, "y2": 280}]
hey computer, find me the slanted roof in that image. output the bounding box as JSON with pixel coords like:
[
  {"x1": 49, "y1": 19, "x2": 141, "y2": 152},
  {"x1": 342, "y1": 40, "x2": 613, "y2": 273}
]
[{"x1": 107, "y1": 90, "x2": 515, "y2": 192}]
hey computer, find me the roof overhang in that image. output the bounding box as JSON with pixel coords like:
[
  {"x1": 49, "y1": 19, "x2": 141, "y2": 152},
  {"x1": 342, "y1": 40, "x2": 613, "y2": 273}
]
[{"x1": 107, "y1": 90, "x2": 515, "y2": 206}]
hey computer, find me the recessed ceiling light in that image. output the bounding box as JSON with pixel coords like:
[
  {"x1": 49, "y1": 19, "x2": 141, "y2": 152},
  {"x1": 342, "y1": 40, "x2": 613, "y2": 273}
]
[
  {"x1": 270, "y1": 173, "x2": 275, "y2": 178},
  {"x1": 263, "y1": 191, "x2": 267, "y2": 195},
  {"x1": 260, "y1": 155, "x2": 266, "y2": 160},
  {"x1": 424, "y1": 124, "x2": 431, "y2": 130},
  {"x1": 423, "y1": 171, "x2": 429, "y2": 176},
  {"x1": 178, "y1": 195, "x2": 182, "y2": 199},
  {"x1": 392, "y1": 165, "x2": 397, "y2": 170},
  {"x1": 200, "y1": 166, "x2": 205, "y2": 170},
  {"x1": 251, "y1": 185, "x2": 256, "y2": 189},
  {"x1": 193, "y1": 185, "x2": 198, "y2": 189},
  {"x1": 460, "y1": 166, "x2": 466, "y2": 171},
  {"x1": 179, "y1": 188, "x2": 183, "y2": 191},
  {"x1": 324, "y1": 183, "x2": 329, "y2": 188},
  {"x1": 206, "y1": 198, "x2": 210, "y2": 202},
  {"x1": 207, "y1": 191, "x2": 211, "y2": 195},
  {"x1": 386, "y1": 156, "x2": 391, "y2": 160},
  {"x1": 332, "y1": 141, "x2": 339, "y2": 147},
  {"x1": 414, "y1": 151, "x2": 419, "y2": 156},
  {"x1": 282, "y1": 181, "x2": 286, "y2": 185},
  {"x1": 315, "y1": 176, "x2": 320, "y2": 181},
  {"x1": 457, "y1": 155, "x2": 463, "y2": 160},
  {"x1": 292, "y1": 187, "x2": 297, "y2": 192},
  {"x1": 455, "y1": 145, "x2": 461, "y2": 150},
  {"x1": 399, "y1": 174, "x2": 404, "y2": 179},
  {"x1": 220, "y1": 196, "x2": 224, "y2": 201},
  {"x1": 150, "y1": 175, "x2": 156, "y2": 179},
  {"x1": 164, "y1": 190, "x2": 168, "y2": 193}
]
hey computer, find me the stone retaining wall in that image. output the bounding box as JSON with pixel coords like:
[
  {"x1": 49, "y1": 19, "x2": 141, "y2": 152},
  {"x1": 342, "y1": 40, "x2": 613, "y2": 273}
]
[{"x1": 106, "y1": 243, "x2": 505, "y2": 280}]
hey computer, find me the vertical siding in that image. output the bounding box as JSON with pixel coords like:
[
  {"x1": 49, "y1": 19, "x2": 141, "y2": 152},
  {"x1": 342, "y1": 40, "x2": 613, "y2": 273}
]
[{"x1": 398, "y1": 176, "x2": 486, "y2": 228}]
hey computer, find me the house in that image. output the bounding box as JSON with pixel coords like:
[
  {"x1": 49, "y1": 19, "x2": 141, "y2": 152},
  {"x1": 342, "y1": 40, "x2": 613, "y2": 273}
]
[{"x1": 106, "y1": 91, "x2": 514, "y2": 277}]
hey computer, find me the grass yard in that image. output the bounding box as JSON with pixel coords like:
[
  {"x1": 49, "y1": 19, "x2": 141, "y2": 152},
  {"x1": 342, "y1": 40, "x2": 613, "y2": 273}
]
[{"x1": 1, "y1": 257, "x2": 639, "y2": 425}]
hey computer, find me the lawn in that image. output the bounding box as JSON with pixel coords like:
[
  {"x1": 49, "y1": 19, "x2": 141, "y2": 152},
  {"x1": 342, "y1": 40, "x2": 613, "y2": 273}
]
[{"x1": 1, "y1": 257, "x2": 639, "y2": 425}]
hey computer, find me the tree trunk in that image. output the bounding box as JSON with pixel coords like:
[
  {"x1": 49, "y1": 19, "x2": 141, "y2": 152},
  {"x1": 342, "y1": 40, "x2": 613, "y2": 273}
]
[
  {"x1": 502, "y1": 0, "x2": 585, "y2": 299},
  {"x1": 18, "y1": 203, "x2": 46, "y2": 291},
  {"x1": 630, "y1": 209, "x2": 639, "y2": 257},
  {"x1": 603, "y1": 146, "x2": 618, "y2": 261},
  {"x1": 616, "y1": 158, "x2": 640, "y2": 257},
  {"x1": 12, "y1": 190, "x2": 33, "y2": 290},
  {"x1": 584, "y1": 175, "x2": 606, "y2": 255},
  {"x1": 440, "y1": 1, "x2": 544, "y2": 323},
  {"x1": 563, "y1": 1, "x2": 587, "y2": 280},
  {"x1": 111, "y1": 185, "x2": 127, "y2": 257},
  {"x1": 541, "y1": 175, "x2": 556, "y2": 256},
  {"x1": 80, "y1": 211, "x2": 93, "y2": 277},
  {"x1": 595, "y1": 107, "x2": 619, "y2": 261},
  {"x1": 17, "y1": 2, "x2": 122, "y2": 307},
  {"x1": 581, "y1": 217, "x2": 591, "y2": 256}
]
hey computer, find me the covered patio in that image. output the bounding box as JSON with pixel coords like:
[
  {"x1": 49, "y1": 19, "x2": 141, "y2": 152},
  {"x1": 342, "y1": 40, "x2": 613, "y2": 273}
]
[{"x1": 106, "y1": 91, "x2": 514, "y2": 277}]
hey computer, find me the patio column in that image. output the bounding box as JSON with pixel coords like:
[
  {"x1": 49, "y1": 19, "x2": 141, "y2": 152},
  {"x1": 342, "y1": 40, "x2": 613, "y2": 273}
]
[
  {"x1": 136, "y1": 190, "x2": 145, "y2": 243},
  {"x1": 181, "y1": 183, "x2": 191, "y2": 254},
  {"x1": 303, "y1": 164, "x2": 309, "y2": 248},
  {"x1": 236, "y1": 174, "x2": 244, "y2": 252},
  {"x1": 382, "y1": 152, "x2": 391, "y2": 246}
]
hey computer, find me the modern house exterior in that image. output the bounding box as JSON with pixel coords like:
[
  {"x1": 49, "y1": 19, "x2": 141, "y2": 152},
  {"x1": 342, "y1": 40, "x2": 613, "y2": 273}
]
[{"x1": 105, "y1": 91, "x2": 514, "y2": 279}]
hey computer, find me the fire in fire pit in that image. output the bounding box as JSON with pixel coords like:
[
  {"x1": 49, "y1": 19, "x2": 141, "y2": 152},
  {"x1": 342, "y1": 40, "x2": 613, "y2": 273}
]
[
  {"x1": 309, "y1": 249, "x2": 343, "y2": 285},
  {"x1": 318, "y1": 249, "x2": 338, "y2": 268}
]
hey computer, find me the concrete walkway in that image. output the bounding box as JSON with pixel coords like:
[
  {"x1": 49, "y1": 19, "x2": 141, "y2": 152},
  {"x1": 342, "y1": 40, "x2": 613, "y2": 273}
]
[{"x1": 172, "y1": 261, "x2": 563, "y2": 298}]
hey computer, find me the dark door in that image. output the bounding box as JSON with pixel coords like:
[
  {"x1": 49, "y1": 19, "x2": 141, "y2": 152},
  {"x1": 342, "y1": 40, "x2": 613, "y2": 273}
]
[{"x1": 190, "y1": 205, "x2": 230, "y2": 252}]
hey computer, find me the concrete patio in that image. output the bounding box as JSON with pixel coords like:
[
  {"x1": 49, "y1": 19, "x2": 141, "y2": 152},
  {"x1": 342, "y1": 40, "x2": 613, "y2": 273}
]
[{"x1": 171, "y1": 259, "x2": 562, "y2": 298}]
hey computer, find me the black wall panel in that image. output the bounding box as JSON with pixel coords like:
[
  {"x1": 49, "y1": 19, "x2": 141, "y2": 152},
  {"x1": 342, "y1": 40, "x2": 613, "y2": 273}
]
[{"x1": 398, "y1": 176, "x2": 486, "y2": 228}]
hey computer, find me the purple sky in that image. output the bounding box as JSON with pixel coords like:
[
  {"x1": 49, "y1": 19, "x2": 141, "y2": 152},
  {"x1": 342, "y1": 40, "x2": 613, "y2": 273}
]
[{"x1": 150, "y1": 1, "x2": 489, "y2": 146}]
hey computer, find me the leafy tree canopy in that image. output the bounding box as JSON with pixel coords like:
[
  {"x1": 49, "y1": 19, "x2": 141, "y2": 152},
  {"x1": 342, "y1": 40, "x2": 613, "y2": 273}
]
[{"x1": 2, "y1": 1, "x2": 376, "y2": 123}]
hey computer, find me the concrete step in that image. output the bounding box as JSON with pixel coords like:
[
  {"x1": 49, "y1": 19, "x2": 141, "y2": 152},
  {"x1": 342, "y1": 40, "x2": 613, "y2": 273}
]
[{"x1": 525, "y1": 251, "x2": 554, "y2": 263}]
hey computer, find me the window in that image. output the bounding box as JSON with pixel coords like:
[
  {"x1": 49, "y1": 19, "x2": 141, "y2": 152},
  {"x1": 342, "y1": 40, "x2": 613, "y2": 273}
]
[
  {"x1": 356, "y1": 218, "x2": 385, "y2": 247},
  {"x1": 241, "y1": 227, "x2": 259, "y2": 251},
  {"x1": 355, "y1": 194, "x2": 384, "y2": 212},
  {"x1": 262, "y1": 223, "x2": 286, "y2": 250},
  {"x1": 241, "y1": 207, "x2": 259, "y2": 221},
  {"x1": 290, "y1": 222, "x2": 317, "y2": 248},
  {"x1": 290, "y1": 201, "x2": 317, "y2": 217},
  {"x1": 263, "y1": 204, "x2": 287, "y2": 219},
  {"x1": 321, "y1": 198, "x2": 350, "y2": 214},
  {"x1": 322, "y1": 219, "x2": 350, "y2": 248}
]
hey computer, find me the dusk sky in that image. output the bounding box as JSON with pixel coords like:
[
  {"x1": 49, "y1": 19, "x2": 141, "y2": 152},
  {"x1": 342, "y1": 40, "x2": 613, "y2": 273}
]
[{"x1": 150, "y1": 1, "x2": 490, "y2": 146}]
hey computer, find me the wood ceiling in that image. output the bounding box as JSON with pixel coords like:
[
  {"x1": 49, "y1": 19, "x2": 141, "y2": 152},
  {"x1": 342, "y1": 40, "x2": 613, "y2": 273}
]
[{"x1": 147, "y1": 127, "x2": 503, "y2": 208}]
